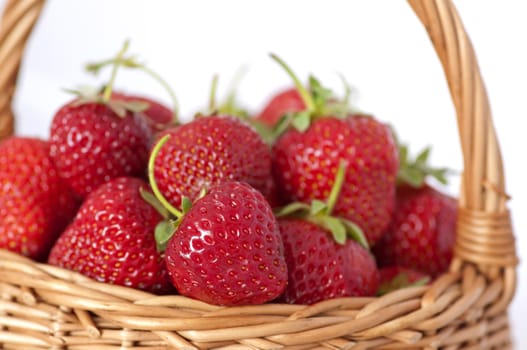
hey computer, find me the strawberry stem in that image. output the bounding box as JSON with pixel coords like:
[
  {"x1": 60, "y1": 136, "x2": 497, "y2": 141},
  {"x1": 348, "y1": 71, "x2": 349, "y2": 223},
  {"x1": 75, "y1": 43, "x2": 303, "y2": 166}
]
[
  {"x1": 102, "y1": 40, "x2": 130, "y2": 102},
  {"x1": 218, "y1": 64, "x2": 248, "y2": 115},
  {"x1": 326, "y1": 161, "x2": 347, "y2": 215},
  {"x1": 338, "y1": 72, "x2": 352, "y2": 107},
  {"x1": 148, "y1": 135, "x2": 183, "y2": 218},
  {"x1": 209, "y1": 74, "x2": 219, "y2": 112},
  {"x1": 269, "y1": 53, "x2": 315, "y2": 112},
  {"x1": 86, "y1": 42, "x2": 180, "y2": 124},
  {"x1": 138, "y1": 64, "x2": 180, "y2": 124}
]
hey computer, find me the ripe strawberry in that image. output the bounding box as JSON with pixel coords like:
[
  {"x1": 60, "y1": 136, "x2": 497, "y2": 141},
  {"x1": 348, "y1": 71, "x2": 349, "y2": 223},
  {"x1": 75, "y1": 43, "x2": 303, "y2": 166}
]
[
  {"x1": 377, "y1": 266, "x2": 430, "y2": 295},
  {"x1": 278, "y1": 218, "x2": 378, "y2": 304},
  {"x1": 48, "y1": 177, "x2": 172, "y2": 294},
  {"x1": 111, "y1": 91, "x2": 175, "y2": 133},
  {"x1": 273, "y1": 164, "x2": 376, "y2": 304},
  {"x1": 163, "y1": 181, "x2": 287, "y2": 306},
  {"x1": 256, "y1": 88, "x2": 305, "y2": 126},
  {"x1": 0, "y1": 137, "x2": 77, "y2": 260},
  {"x1": 373, "y1": 185, "x2": 457, "y2": 277},
  {"x1": 269, "y1": 55, "x2": 398, "y2": 246},
  {"x1": 262, "y1": 177, "x2": 283, "y2": 208},
  {"x1": 152, "y1": 116, "x2": 273, "y2": 208},
  {"x1": 273, "y1": 115, "x2": 398, "y2": 245},
  {"x1": 49, "y1": 101, "x2": 152, "y2": 198}
]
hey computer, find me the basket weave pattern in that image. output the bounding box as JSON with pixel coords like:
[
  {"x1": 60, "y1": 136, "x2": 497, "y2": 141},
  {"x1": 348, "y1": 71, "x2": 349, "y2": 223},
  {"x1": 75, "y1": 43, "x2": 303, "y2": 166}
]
[{"x1": 0, "y1": 0, "x2": 518, "y2": 349}]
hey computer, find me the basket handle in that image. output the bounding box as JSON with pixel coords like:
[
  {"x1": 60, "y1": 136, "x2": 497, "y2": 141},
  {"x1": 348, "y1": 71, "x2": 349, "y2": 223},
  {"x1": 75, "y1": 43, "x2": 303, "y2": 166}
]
[{"x1": 0, "y1": 0, "x2": 516, "y2": 280}]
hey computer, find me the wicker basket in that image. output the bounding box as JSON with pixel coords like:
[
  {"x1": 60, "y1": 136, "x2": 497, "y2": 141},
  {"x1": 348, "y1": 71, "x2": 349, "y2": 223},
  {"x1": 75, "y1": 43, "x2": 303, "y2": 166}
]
[{"x1": 0, "y1": 0, "x2": 518, "y2": 349}]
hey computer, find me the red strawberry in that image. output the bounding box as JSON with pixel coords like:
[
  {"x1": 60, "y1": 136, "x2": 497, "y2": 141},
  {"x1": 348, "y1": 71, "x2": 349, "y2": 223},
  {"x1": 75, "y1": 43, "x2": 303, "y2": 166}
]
[
  {"x1": 152, "y1": 116, "x2": 273, "y2": 208},
  {"x1": 270, "y1": 55, "x2": 398, "y2": 246},
  {"x1": 0, "y1": 137, "x2": 77, "y2": 260},
  {"x1": 373, "y1": 185, "x2": 457, "y2": 277},
  {"x1": 49, "y1": 101, "x2": 152, "y2": 198},
  {"x1": 278, "y1": 218, "x2": 378, "y2": 304},
  {"x1": 273, "y1": 115, "x2": 398, "y2": 246},
  {"x1": 262, "y1": 177, "x2": 283, "y2": 208},
  {"x1": 377, "y1": 266, "x2": 430, "y2": 295},
  {"x1": 48, "y1": 177, "x2": 172, "y2": 294},
  {"x1": 163, "y1": 181, "x2": 287, "y2": 306},
  {"x1": 256, "y1": 88, "x2": 305, "y2": 126},
  {"x1": 111, "y1": 91, "x2": 175, "y2": 133}
]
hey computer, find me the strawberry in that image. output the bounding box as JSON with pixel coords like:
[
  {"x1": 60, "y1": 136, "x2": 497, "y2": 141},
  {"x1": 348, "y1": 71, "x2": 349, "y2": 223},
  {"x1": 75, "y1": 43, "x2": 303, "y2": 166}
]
[
  {"x1": 111, "y1": 91, "x2": 175, "y2": 133},
  {"x1": 373, "y1": 185, "x2": 457, "y2": 277},
  {"x1": 0, "y1": 137, "x2": 77, "y2": 260},
  {"x1": 256, "y1": 88, "x2": 305, "y2": 126},
  {"x1": 262, "y1": 177, "x2": 283, "y2": 208},
  {"x1": 48, "y1": 177, "x2": 173, "y2": 294},
  {"x1": 274, "y1": 115, "x2": 398, "y2": 246},
  {"x1": 161, "y1": 181, "x2": 287, "y2": 306},
  {"x1": 274, "y1": 163, "x2": 377, "y2": 304},
  {"x1": 269, "y1": 55, "x2": 398, "y2": 246},
  {"x1": 377, "y1": 266, "x2": 430, "y2": 295},
  {"x1": 151, "y1": 116, "x2": 273, "y2": 208},
  {"x1": 49, "y1": 101, "x2": 152, "y2": 198},
  {"x1": 50, "y1": 43, "x2": 156, "y2": 198},
  {"x1": 278, "y1": 218, "x2": 378, "y2": 304}
]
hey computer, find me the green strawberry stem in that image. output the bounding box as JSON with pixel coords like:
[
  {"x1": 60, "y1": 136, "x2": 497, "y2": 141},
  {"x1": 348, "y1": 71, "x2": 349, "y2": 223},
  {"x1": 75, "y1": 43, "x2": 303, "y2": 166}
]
[
  {"x1": 268, "y1": 54, "x2": 352, "y2": 140},
  {"x1": 326, "y1": 161, "x2": 346, "y2": 215},
  {"x1": 102, "y1": 40, "x2": 130, "y2": 102},
  {"x1": 220, "y1": 64, "x2": 248, "y2": 114},
  {"x1": 139, "y1": 64, "x2": 180, "y2": 124},
  {"x1": 338, "y1": 72, "x2": 352, "y2": 108},
  {"x1": 86, "y1": 43, "x2": 180, "y2": 124},
  {"x1": 148, "y1": 134, "x2": 183, "y2": 218},
  {"x1": 331, "y1": 72, "x2": 360, "y2": 116},
  {"x1": 209, "y1": 74, "x2": 219, "y2": 112},
  {"x1": 269, "y1": 53, "x2": 315, "y2": 112},
  {"x1": 200, "y1": 69, "x2": 250, "y2": 119},
  {"x1": 147, "y1": 135, "x2": 202, "y2": 252}
]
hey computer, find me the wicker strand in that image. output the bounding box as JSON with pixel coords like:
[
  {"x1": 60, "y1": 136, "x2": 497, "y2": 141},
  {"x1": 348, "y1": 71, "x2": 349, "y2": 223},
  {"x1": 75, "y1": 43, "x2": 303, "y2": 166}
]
[{"x1": 0, "y1": 0, "x2": 45, "y2": 140}]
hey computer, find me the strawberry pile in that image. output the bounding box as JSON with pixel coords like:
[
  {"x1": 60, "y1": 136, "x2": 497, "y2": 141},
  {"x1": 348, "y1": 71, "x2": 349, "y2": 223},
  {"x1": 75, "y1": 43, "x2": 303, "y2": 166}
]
[{"x1": 0, "y1": 43, "x2": 458, "y2": 306}]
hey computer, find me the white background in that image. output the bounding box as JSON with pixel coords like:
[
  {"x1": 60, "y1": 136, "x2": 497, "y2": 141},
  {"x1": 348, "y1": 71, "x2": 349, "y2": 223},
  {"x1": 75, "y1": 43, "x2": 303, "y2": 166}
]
[{"x1": 1, "y1": 0, "x2": 525, "y2": 347}]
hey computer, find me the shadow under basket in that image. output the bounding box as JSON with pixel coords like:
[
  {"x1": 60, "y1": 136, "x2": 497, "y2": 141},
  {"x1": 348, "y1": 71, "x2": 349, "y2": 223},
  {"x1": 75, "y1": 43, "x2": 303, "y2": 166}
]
[{"x1": 0, "y1": 0, "x2": 518, "y2": 349}]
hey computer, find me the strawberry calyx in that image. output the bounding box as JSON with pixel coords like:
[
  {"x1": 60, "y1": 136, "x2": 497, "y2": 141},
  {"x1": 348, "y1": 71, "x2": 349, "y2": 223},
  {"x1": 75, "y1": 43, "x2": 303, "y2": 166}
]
[
  {"x1": 377, "y1": 269, "x2": 431, "y2": 296},
  {"x1": 64, "y1": 41, "x2": 150, "y2": 117},
  {"x1": 85, "y1": 40, "x2": 180, "y2": 126},
  {"x1": 268, "y1": 54, "x2": 353, "y2": 140},
  {"x1": 65, "y1": 87, "x2": 150, "y2": 118},
  {"x1": 397, "y1": 142, "x2": 451, "y2": 188},
  {"x1": 139, "y1": 187, "x2": 171, "y2": 220},
  {"x1": 139, "y1": 186, "x2": 183, "y2": 252},
  {"x1": 153, "y1": 196, "x2": 194, "y2": 252},
  {"x1": 274, "y1": 162, "x2": 369, "y2": 249}
]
